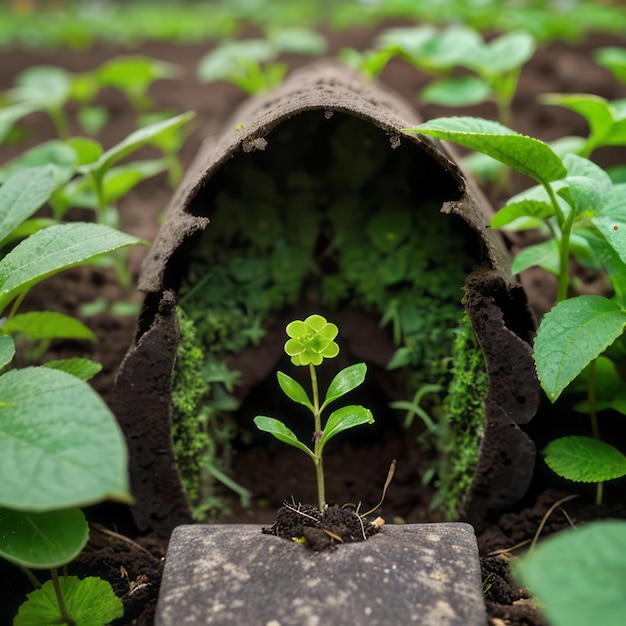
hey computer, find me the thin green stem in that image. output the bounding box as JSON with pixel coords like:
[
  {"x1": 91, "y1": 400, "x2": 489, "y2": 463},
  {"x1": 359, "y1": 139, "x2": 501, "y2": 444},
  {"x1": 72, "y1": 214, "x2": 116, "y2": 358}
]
[
  {"x1": 309, "y1": 363, "x2": 325, "y2": 511},
  {"x1": 17, "y1": 565, "x2": 41, "y2": 589},
  {"x1": 543, "y1": 182, "x2": 572, "y2": 303},
  {"x1": 50, "y1": 568, "x2": 75, "y2": 626}
]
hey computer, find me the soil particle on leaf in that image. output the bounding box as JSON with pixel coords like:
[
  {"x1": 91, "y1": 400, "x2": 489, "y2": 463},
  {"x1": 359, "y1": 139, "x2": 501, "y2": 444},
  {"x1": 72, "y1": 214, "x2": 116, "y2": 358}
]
[{"x1": 262, "y1": 503, "x2": 382, "y2": 551}]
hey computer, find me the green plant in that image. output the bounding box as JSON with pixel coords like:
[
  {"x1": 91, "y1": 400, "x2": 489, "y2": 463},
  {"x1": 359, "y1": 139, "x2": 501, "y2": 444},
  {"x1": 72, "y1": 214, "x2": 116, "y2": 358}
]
[
  {"x1": 197, "y1": 28, "x2": 327, "y2": 94},
  {"x1": 254, "y1": 314, "x2": 374, "y2": 510},
  {"x1": 408, "y1": 116, "x2": 626, "y2": 501},
  {"x1": 0, "y1": 161, "x2": 144, "y2": 624},
  {"x1": 341, "y1": 25, "x2": 535, "y2": 124},
  {"x1": 513, "y1": 520, "x2": 626, "y2": 626}
]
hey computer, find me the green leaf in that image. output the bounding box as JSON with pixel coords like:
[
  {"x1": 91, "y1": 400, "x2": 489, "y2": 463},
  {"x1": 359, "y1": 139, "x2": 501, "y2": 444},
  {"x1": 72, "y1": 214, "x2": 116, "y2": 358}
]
[
  {"x1": 319, "y1": 405, "x2": 374, "y2": 452},
  {"x1": 511, "y1": 239, "x2": 560, "y2": 275},
  {"x1": 321, "y1": 363, "x2": 367, "y2": 411},
  {"x1": 1, "y1": 311, "x2": 96, "y2": 341},
  {"x1": 42, "y1": 358, "x2": 102, "y2": 381},
  {"x1": 0, "y1": 367, "x2": 131, "y2": 511},
  {"x1": 277, "y1": 371, "x2": 313, "y2": 411},
  {"x1": 82, "y1": 111, "x2": 195, "y2": 178},
  {"x1": 0, "y1": 507, "x2": 88, "y2": 568},
  {"x1": 253, "y1": 416, "x2": 315, "y2": 460},
  {"x1": 543, "y1": 436, "x2": 626, "y2": 482},
  {"x1": 14, "y1": 576, "x2": 124, "y2": 626},
  {"x1": 592, "y1": 183, "x2": 626, "y2": 264},
  {"x1": 0, "y1": 222, "x2": 144, "y2": 313},
  {"x1": 421, "y1": 76, "x2": 491, "y2": 107},
  {"x1": 594, "y1": 46, "x2": 626, "y2": 84},
  {"x1": 534, "y1": 295, "x2": 626, "y2": 401},
  {"x1": 96, "y1": 55, "x2": 178, "y2": 89},
  {"x1": 12, "y1": 66, "x2": 71, "y2": 108},
  {"x1": 269, "y1": 28, "x2": 327, "y2": 56},
  {"x1": 198, "y1": 40, "x2": 275, "y2": 83},
  {"x1": 101, "y1": 159, "x2": 168, "y2": 205},
  {"x1": 0, "y1": 141, "x2": 76, "y2": 186},
  {"x1": 65, "y1": 137, "x2": 103, "y2": 166},
  {"x1": 514, "y1": 521, "x2": 626, "y2": 626},
  {"x1": 557, "y1": 153, "x2": 612, "y2": 217},
  {"x1": 0, "y1": 102, "x2": 37, "y2": 144},
  {"x1": 491, "y1": 199, "x2": 556, "y2": 228},
  {"x1": 0, "y1": 334, "x2": 15, "y2": 369},
  {"x1": 0, "y1": 166, "x2": 56, "y2": 243},
  {"x1": 407, "y1": 117, "x2": 567, "y2": 185},
  {"x1": 472, "y1": 30, "x2": 536, "y2": 74}
]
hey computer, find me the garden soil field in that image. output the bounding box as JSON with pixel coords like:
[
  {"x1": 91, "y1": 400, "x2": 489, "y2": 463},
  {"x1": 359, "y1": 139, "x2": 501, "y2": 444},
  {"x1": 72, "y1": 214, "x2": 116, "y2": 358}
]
[{"x1": 1, "y1": 23, "x2": 626, "y2": 626}]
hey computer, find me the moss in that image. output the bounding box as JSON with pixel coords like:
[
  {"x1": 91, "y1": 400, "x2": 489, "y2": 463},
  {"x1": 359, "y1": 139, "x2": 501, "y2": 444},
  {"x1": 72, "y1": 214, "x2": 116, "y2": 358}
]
[
  {"x1": 170, "y1": 309, "x2": 211, "y2": 508},
  {"x1": 436, "y1": 312, "x2": 488, "y2": 520}
]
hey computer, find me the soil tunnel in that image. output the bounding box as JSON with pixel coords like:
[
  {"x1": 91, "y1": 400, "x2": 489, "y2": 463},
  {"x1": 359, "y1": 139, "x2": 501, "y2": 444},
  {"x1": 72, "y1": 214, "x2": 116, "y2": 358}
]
[{"x1": 112, "y1": 61, "x2": 539, "y2": 537}]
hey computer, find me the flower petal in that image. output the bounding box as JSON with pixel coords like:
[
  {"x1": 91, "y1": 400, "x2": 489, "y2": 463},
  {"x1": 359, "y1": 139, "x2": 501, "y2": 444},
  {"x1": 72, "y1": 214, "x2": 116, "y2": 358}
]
[
  {"x1": 305, "y1": 314, "x2": 327, "y2": 332},
  {"x1": 285, "y1": 337, "x2": 305, "y2": 356},
  {"x1": 286, "y1": 320, "x2": 307, "y2": 338}
]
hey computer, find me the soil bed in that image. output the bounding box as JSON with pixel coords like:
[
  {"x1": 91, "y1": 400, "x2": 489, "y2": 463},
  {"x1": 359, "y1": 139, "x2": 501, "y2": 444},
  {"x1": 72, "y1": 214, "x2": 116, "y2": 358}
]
[{"x1": 1, "y1": 25, "x2": 625, "y2": 626}]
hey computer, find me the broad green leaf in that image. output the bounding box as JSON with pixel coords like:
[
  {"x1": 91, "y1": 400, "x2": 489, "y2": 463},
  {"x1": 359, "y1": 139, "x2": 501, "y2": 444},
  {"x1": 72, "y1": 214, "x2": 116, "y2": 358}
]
[
  {"x1": 82, "y1": 111, "x2": 195, "y2": 178},
  {"x1": 1, "y1": 311, "x2": 96, "y2": 341},
  {"x1": 65, "y1": 137, "x2": 103, "y2": 166},
  {"x1": 472, "y1": 30, "x2": 536, "y2": 74},
  {"x1": 491, "y1": 199, "x2": 555, "y2": 228},
  {"x1": 277, "y1": 371, "x2": 313, "y2": 411},
  {"x1": 534, "y1": 295, "x2": 626, "y2": 401},
  {"x1": 96, "y1": 55, "x2": 178, "y2": 89},
  {"x1": 376, "y1": 25, "x2": 438, "y2": 58},
  {"x1": 14, "y1": 576, "x2": 124, "y2": 626},
  {"x1": 270, "y1": 28, "x2": 327, "y2": 56},
  {"x1": 594, "y1": 46, "x2": 626, "y2": 84},
  {"x1": 557, "y1": 153, "x2": 612, "y2": 217},
  {"x1": 321, "y1": 363, "x2": 367, "y2": 411},
  {"x1": 0, "y1": 367, "x2": 131, "y2": 511},
  {"x1": 319, "y1": 405, "x2": 374, "y2": 452},
  {"x1": 77, "y1": 105, "x2": 109, "y2": 136},
  {"x1": 514, "y1": 521, "x2": 626, "y2": 626},
  {"x1": 0, "y1": 102, "x2": 37, "y2": 144},
  {"x1": 407, "y1": 117, "x2": 566, "y2": 185},
  {"x1": 12, "y1": 66, "x2": 71, "y2": 108},
  {"x1": 42, "y1": 358, "x2": 102, "y2": 381},
  {"x1": 569, "y1": 231, "x2": 602, "y2": 270},
  {"x1": 421, "y1": 76, "x2": 491, "y2": 107},
  {"x1": 511, "y1": 239, "x2": 560, "y2": 275},
  {"x1": 0, "y1": 141, "x2": 76, "y2": 186},
  {"x1": 0, "y1": 507, "x2": 88, "y2": 568},
  {"x1": 253, "y1": 416, "x2": 315, "y2": 460},
  {"x1": 592, "y1": 183, "x2": 626, "y2": 264},
  {"x1": 0, "y1": 222, "x2": 144, "y2": 313},
  {"x1": 0, "y1": 166, "x2": 56, "y2": 243},
  {"x1": 543, "y1": 436, "x2": 626, "y2": 482},
  {"x1": 0, "y1": 334, "x2": 15, "y2": 369},
  {"x1": 102, "y1": 159, "x2": 169, "y2": 205},
  {"x1": 198, "y1": 40, "x2": 275, "y2": 83}
]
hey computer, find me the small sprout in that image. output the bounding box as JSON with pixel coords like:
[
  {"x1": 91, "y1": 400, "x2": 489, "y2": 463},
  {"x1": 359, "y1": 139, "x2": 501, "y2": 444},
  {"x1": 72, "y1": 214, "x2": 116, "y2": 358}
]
[{"x1": 255, "y1": 315, "x2": 374, "y2": 511}]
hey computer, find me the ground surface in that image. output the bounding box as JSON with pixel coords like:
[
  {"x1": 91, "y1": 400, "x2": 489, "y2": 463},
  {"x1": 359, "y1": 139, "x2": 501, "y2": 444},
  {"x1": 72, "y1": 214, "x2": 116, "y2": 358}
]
[{"x1": 1, "y1": 23, "x2": 626, "y2": 626}]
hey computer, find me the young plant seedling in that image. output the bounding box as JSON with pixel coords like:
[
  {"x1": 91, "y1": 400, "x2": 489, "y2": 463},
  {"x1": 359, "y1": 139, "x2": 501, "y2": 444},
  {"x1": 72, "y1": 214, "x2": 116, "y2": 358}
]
[
  {"x1": 342, "y1": 25, "x2": 535, "y2": 124},
  {"x1": 198, "y1": 28, "x2": 327, "y2": 94},
  {"x1": 407, "y1": 116, "x2": 626, "y2": 502},
  {"x1": 254, "y1": 314, "x2": 374, "y2": 511}
]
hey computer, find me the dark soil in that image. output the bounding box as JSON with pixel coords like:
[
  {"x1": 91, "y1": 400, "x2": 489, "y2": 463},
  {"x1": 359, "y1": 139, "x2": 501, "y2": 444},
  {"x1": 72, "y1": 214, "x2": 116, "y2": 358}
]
[
  {"x1": 262, "y1": 503, "x2": 382, "y2": 551},
  {"x1": 1, "y1": 23, "x2": 626, "y2": 626}
]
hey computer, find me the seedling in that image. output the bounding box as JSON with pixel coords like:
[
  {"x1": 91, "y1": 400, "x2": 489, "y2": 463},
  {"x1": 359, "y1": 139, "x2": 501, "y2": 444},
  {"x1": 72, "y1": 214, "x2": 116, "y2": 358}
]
[
  {"x1": 198, "y1": 28, "x2": 327, "y2": 94},
  {"x1": 342, "y1": 25, "x2": 535, "y2": 124},
  {"x1": 408, "y1": 116, "x2": 626, "y2": 502},
  {"x1": 254, "y1": 315, "x2": 374, "y2": 511}
]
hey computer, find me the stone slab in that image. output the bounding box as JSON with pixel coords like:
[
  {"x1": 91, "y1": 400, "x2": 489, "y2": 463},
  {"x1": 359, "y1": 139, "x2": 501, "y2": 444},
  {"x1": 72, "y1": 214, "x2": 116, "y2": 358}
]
[{"x1": 155, "y1": 523, "x2": 487, "y2": 626}]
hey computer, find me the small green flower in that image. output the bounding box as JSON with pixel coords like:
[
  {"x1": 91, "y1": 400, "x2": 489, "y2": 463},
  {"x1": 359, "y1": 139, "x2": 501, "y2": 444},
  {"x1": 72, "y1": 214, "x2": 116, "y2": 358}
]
[{"x1": 284, "y1": 314, "x2": 339, "y2": 366}]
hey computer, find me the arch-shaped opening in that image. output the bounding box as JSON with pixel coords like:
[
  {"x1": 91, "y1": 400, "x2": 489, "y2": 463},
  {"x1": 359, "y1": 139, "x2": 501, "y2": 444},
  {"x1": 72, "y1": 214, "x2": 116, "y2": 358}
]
[{"x1": 168, "y1": 110, "x2": 488, "y2": 522}]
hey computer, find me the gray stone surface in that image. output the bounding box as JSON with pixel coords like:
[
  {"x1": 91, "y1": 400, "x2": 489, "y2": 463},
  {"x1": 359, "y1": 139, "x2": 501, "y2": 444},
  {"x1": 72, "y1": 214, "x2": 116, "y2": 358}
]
[{"x1": 155, "y1": 523, "x2": 487, "y2": 626}]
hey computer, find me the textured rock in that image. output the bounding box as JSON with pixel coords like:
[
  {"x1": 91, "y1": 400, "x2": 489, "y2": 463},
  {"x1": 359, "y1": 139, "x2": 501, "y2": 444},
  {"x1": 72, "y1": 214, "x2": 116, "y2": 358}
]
[{"x1": 156, "y1": 523, "x2": 487, "y2": 626}]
